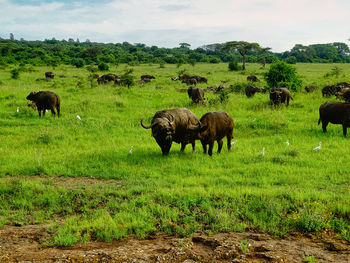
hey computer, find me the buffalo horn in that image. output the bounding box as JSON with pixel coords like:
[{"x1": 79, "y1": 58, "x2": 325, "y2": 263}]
[
  {"x1": 169, "y1": 114, "x2": 175, "y2": 125},
  {"x1": 140, "y1": 118, "x2": 153, "y2": 129}
]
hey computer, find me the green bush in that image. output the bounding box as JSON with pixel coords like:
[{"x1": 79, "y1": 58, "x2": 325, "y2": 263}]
[
  {"x1": 71, "y1": 58, "x2": 85, "y2": 68},
  {"x1": 286, "y1": 56, "x2": 297, "y2": 64},
  {"x1": 98, "y1": 62, "x2": 109, "y2": 71},
  {"x1": 264, "y1": 60, "x2": 302, "y2": 91},
  {"x1": 10, "y1": 68, "x2": 20, "y2": 79},
  {"x1": 228, "y1": 60, "x2": 241, "y2": 71}
]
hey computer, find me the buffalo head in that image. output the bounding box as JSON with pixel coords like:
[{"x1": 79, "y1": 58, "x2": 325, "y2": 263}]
[
  {"x1": 141, "y1": 114, "x2": 175, "y2": 155},
  {"x1": 26, "y1": 91, "x2": 37, "y2": 101}
]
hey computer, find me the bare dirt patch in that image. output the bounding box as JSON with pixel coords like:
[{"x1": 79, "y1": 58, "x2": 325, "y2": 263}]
[{"x1": 0, "y1": 224, "x2": 349, "y2": 263}]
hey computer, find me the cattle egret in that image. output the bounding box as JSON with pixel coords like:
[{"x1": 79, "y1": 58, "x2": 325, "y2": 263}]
[
  {"x1": 76, "y1": 115, "x2": 81, "y2": 120},
  {"x1": 260, "y1": 147, "x2": 265, "y2": 156},
  {"x1": 231, "y1": 139, "x2": 237, "y2": 146},
  {"x1": 129, "y1": 146, "x2": 133, "y2": 154},
  {"x1": 286, "y1": 140, "x2": 290, "y2": 146},
  {"x1": 16, "y1": 107, "x2": 19, "y2": 112},
  {"x1": 313, "y1": 142, "x2": 322, "y2": 151}
]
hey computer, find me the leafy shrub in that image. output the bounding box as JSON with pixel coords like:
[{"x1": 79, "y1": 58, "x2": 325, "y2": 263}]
[
  {"x1": 219, "y1": 89, "x2": 230, "y2": 103},
  {"x1": 228, "y1": 60, "x2": 241, "y2": 71},
  {"x1": 10, "y1": 68, "x2": 20, "y2": 79},
  {"x1": 98, "y1": 62, "x2": 109, "y2": 71},
  {"x1": 324, "y1": 66, "x2": 342, "y2": 78},
  {"x1": 264, "y1": 60, "x2": 302, "y2": 91},
  {"x1": 229, "y1": 82, "x2": 248, "y2": 93},
  {"x1": 71, "y1": 58, "x2": 85, "y2": 68},
  {"x1": 286, "y1": 56, "x2": 297, "y2": 64},
  {"x1": 119, "y1": 68, "x2": 135, "y2": 88}
]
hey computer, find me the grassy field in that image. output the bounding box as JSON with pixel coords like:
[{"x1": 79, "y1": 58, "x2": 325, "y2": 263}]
[{"x1": 0, "y1": 62, "x2": 349, "y2": 246}]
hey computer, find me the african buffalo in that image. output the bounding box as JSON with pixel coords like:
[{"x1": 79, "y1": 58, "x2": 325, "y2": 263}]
[
  {"x1": 318, "y1": 101, "x2": 350, "y2": 136},
  {"x1": 182, "y1": 77, "x2": 197, "y2": 85},
  {"x1": 141, "y1": 108, "x2": 199, "y2": 155},
  {"x1": 245, "y1": 85, "x2": 266, "y2": 98},
  {"x1": 26, "y1": 91, "x2": 60, "y2": 117},
  {"x1": 188, "y1": 86, "x2": 205, "y2": 104},
  {"x1": 247, "y1": 75, "x2": 260, "y2": 82},
  {"x1": 97, "y1": 73, "x2": 118, "y2": 84},
  {"x1": 45, "y1": 72, "x2": 55, "y2": 79},
  {"x1": 141, "y1": 75, "x2": 155, "y2": 81},
  {"x1": 336, "y1": 88, "x2": 350, "y2": 102},
  {"x1": 188, "y1": 111, "x2": 234, "y2": 156},
  {"x1": 305, "y1": 86, "x2": 318, "y2": 93},
  {"x1": 270, "y1": 88, "x2": 292, "y2": 107},
  {"x1": 322, "y1": 82, "x2": 350, "y2": 97}
]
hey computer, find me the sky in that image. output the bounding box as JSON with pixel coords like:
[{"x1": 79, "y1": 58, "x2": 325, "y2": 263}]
[{"x1": 1, "y1": 0, "x2": 349, "y2": 52}]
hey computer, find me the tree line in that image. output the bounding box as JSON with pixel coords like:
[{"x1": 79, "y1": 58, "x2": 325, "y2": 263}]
[{"x1": 0, "y1": 36, "x2": 349, "y2": 68}]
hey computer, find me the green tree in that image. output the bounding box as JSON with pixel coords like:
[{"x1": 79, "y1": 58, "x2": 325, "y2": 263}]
[
  {"x1": 222, "y1": 41, "x2": 261, "y2": 70},
  {"x1": 119, "y1": 68, "x2": 135, "y2": 88},
  {"x1": 259, "y1": 47, "x2": 271, "y2": 68},
  {"x1": 179, "y1": 43, "x2": 191, "y2": 49}
]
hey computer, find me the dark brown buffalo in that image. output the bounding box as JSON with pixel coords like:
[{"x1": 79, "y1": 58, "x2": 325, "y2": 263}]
[
  {"x1": 245, "y1": 85, "x2": 266, "y2": 98},
  {"x1": 141, "y1": 75, "x2": 155, "y2": 81},
  {"x1": 188, "y1": 86, "x2": 205, "y2": 104},
  {"x1": 187, "y1": 111, "x2": 234, "y2": 156},
  {"x1": 305, "y1": 85, "x2": 318, "y2": 93},
  {"x1": 270, "y1": 88, "x2": 292, "y2": 107},
  {"x1": 182, "y1": 77, "x2": 197, "y2": 85},
  {"x1": 322, "y1": 82, "x2": 350, "y2": 97},
  {"x1": 247, "y1": 75, "x2": 260, "y2": 82},
  {"x1": 318, "y1": 101, "x2": 350, "y2": 136},
  {"x1": 45, "y1": 72, "x2": 55, "y2": 79},
  {"x1": 97, "y1": 73, "x2": 118, "y2": 84},
  {"x1": 26, "y1": 91, "x2": 60, "y2": 117},
  {"x1": 141, "y1": 108, "x2": 199, "y2": 155},
  {"x1": 192, "y1": 76, "x2": 208, "y2": 83},
  {"x1": 336, "y1": 88, "x2": 350, "y2": 102}
]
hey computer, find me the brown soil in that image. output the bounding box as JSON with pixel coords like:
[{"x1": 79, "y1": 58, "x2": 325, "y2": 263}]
[{"x1": 0, "y1": 224, "x2": 349, "y2": 263}]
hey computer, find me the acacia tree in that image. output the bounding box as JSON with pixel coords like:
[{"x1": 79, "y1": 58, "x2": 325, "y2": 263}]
[
  {"x1": 259, "y1": 47, "x2": 271, "y2": 68},
  {"x1": 222, "y1": 41, "x2": 261, "y2": 70}
]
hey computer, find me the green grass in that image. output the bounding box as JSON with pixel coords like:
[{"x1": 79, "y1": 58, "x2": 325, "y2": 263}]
[{"x1": 0, "y1": 63, "x2": 349, "y2": 246}]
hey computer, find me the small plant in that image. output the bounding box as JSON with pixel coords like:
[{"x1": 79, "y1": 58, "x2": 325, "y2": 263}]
[
  {"x1": 119, "y1": 68, "x2": 135, "y2": 88},
  {"x1": 240, "y1": 240, "x2": 250, "y2": 253},
  {"x1": 219, "y1": 89, "x2": 230, "y2": 103},
  {"x1": 10, "y1": 68, "x2": 20, "y2": 79},
  {"x1": 303, "y1": 256, "x2": 316, "y2": 263}
]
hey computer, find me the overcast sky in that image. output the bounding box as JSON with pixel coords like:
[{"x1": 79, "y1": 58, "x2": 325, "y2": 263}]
[{"x1": 1, "y1": 0, "x2": 349, "y2": 52}]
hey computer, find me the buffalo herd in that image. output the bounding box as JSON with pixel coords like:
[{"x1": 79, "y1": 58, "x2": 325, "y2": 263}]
[{"x1": 25, "y1": 71, "x2": 350, "y2": 155}]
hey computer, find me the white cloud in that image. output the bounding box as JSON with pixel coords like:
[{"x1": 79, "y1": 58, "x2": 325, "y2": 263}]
[{"x1": 0, "y1": 0, "x2": 349, "y2": 52}]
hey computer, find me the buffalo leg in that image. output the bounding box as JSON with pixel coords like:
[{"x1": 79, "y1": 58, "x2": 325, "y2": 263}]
[
  {"x1": 201, "y1": 141, "x2": 207, "y2": 154},
  {"x1": 42, "y1": 108, "x2": 46, "y2": 117},
  {"x1": 217, "y1": 139, "x2": 223, "y2": 154},
  {"x1": 56, "y1": 105, "x2": 60, "y2": 117},
  {"x1": 37, "y1": 108, "x2": 42, "y2": 117},
  {"x1": 51, "y1": 107, "x2": 56, "y2": 117},
  {"x1": 180, "y1": 142, "x2": 186, "y2": 152},
  {"x1": 227, "y1": 134, "x2": 232, "y2": 151},
  {"x1": 208, "y1": 141, "x2": 214, "y2": 156},
  {"x1": 322, "y1": 121, "x2": 328, "y2": 133},
  {"x1": 343, "y1": 124, "x2": 347, "y2": 137},
  {"x1": 191, "y1": 141, "x2": 195, "y2": 152}
]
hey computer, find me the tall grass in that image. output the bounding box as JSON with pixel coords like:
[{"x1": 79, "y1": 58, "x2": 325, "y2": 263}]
[{"x1": 0, "y1": 63, "x2": 349, "y2": 245}]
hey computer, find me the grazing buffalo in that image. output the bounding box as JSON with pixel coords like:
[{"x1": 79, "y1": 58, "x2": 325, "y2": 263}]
[
  {"x1": 45, "y1": 72, "x2": 55, "y2": 79},
  {"x1": 26, "y1": 91, "x2": 60, "y2": 117},
  {"x1": 318, "y1": 101, "x2": 350, "y2": 136},
  {"x1": 192, "y1": 76, "x2": 208, "y2": 84},
  {"x1": 187, "y1": 111, "x2": 234, "y2": 156},
  {"x1": 141, "y1": 108, "x2": 199, "y2": 155},
  {"x1": 182, "y1": 77, "x2": 197, "y2": 85},
  {"x1": 336, "y1": 88, "x2": 350, "y2": 102},
  {"x1": 270, "y1": 88, "x2": 292, "y2": 107},
  {"x1": 245, "y1": 85, "x2": 266, "y2": 98},
  {"x1": 97, "y1": 73, "x2": 118, "y2": 84},
  {"x1": 322, "y1": 82, "x2": 350, "y2": 97},
  {"x1": 188, "y1": 86, "x2": 205, "y2": 104},
  {"x1": 305, "y1": 86, "x2": 318, "y2": 93},
  {"x1": 141, "y1": 75, "x2": 155, "y2": 81},
  {"x1": 247, "y1": 75, "x2": 260, "y2": 82}
]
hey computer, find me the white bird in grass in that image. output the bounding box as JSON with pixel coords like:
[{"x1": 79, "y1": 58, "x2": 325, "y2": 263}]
[
  {"x1": 16, "y1": 107, "x2": 19, "y2": 113},
  {"x1": 259, "y1": 147, "x2": 265, "y2": 157},
  {"x1": 129, "y1": 146, "x2": 133, "y2": 154},
  {"x1": 231, "y1": 139, "x2": 237, "y2": 146},
  {"x1": 76, "y1": 115, "x2": 82, "y2": 120},
  {"x1": 313, "y1": 141, "x2": 322, "y2": 151},
  {"x1": 286, "y1": 140, "x2": 290, "y2": 146}
]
